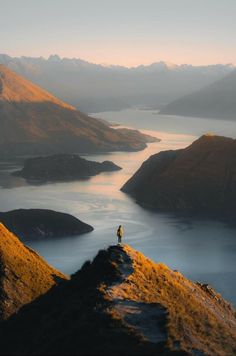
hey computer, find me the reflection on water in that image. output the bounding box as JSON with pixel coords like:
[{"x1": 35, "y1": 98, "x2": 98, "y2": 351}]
[
  {"x1": 0, "y1": 110, "x2": 236, "y2": 306},
  {"x1": 92, "y1": 108, "x2": 236, "y2": 138}
]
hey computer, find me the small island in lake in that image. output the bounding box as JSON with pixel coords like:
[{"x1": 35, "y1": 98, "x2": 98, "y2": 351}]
[
  {"x1": 0, "y1": 209, "x2": 93, "y2": 240},
  {"x1": 13, "y1": 154, "x2": 122, "y2": 182}
]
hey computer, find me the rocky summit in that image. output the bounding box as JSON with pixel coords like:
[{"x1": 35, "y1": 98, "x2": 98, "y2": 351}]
[
  {"x1": 0, "y1": 223, "x2": 68, "y2": 320},
  {"x1": 0, "y1": 244, "x2": 235, "y2": 355},
  {"x1": 122, "y1": 135, "x2": 236, "y2": 217}
]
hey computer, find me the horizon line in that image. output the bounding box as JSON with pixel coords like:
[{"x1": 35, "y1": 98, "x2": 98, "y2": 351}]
[{"x1": 0, "y1": 53, "x2": 235, "y2": 70}]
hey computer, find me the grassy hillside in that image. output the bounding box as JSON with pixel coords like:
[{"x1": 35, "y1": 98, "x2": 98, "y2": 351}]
[
  {"x1": 0, "y1": 244, "x2": 235, "y2": 355},
  {"x1": 0, "y1": 223, "x2": 68, "y2": 319}
]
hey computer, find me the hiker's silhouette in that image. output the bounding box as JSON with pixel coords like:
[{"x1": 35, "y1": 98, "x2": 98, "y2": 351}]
[{"x1": 117, "y1": 225, "x2": 124, "y2": 245}]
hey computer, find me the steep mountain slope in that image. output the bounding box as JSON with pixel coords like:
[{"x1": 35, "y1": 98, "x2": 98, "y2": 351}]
[
  {"x1": 0, "y1": 62, "x2": 75, "y2": 108},
  {"x1": 122, "y1": 135, "x2": 236, "y2": 216},
  {"x1": 0, "y1": 223, "x2": 68, "y2": 320},
  {"x1": 0, "y1": 245, "x2": 235, "y2": 355},
  {"x1": 0, "y1": 54, "x2": 233, "y2": 112},
  {"x1": 160, "y1": 70, "x2": 236, "y2": 120},
  {"x1": 0, "y1": 64, "x2": 155, "y2": 157}
]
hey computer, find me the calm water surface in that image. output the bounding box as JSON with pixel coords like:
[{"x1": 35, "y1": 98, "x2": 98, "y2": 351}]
[{"x1": 0, "y1": 109, "x2": 236, "y2": 305}]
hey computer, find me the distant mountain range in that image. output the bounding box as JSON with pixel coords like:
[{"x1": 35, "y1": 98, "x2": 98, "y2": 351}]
[
  {"x1": 0, "y1": 64, "x2": 156, "y2": 158},
  {"x1": 0, "y1": 54, "x2": 234, "y2": 112},
  {"x1": 161, "y1": 69, "x2": 236, "y2": 120}
]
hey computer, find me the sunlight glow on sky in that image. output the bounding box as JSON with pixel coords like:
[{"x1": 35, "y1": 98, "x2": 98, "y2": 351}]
[{"x1": 1, "y1": 0, "x2": 236, "y2": 67}]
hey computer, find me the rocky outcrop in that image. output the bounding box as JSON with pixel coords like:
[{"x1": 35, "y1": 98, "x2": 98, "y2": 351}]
[
  {"x1": 13, "y1": 154, "x2": 122, "y2": 182},
  {"x1": 122, "y1": 135, "x2": 236, "y2": 217},
  {"x1": 0, "y1": 64, "x2": 157, "y2": 158},
  {"x1": 0, "y1": 244, "x2": 235, "y2": 355},
  {"x1": 0, "y1": 223, "x2": 68, "y2": 320},
  {"x1": 0, "y1": 209, "x2": 93, "y2": 240}
]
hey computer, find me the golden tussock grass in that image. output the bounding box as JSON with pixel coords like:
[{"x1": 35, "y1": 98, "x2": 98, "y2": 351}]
[
  {"x1": 0, "y1": 223, "x2": 68, "y2": 319},
  {"x1": 106, "y1": 245, "x2": 236, "y2": 356}
]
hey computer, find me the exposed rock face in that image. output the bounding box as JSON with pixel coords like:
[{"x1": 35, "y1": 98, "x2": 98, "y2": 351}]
[
  {"x1": 0, "y1": 209, "x2": 93, "y2": 240},
  {"x1": 122, "y1": 135, "x2": 236, "y2": 216},
  {"x1": 13, "y1": 154, "x2": 122, "y2": 182},
  {"x1": 0, "y1": 244, "x2": 235, "y2": 355},
  {"x1": 0, "y1": 223, "x2": 68, "y2": 320},
  {"x1": 160, "y1": 70, "x2": 236, "y2": 120},
  {"x1": 0, "y1": 64, "x2": 156, "y2": 158}
]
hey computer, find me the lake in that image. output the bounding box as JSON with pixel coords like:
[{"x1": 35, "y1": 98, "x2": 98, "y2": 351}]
[{"x1": 0, "y1": 109, "x2": 236, "y2": 305}]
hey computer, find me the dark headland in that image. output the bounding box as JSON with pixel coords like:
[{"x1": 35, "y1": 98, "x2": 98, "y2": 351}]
[{"x1": 122, "y1": 134, "x2": 236, "y2": 218}]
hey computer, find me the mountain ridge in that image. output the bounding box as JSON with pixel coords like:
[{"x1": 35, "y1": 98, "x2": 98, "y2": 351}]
[
  {"x1": 1, "y1": 53, "x2": 234, "y2": 71},
  {"x1": 1, "y1": 54, "x2": 233, "y2": 112},
  {"x1": 0, "y1": 244, "x2": 235, "y2": 355},
  {"x1": 0, "y1": 64, "x2": 74, "y2": 109}
]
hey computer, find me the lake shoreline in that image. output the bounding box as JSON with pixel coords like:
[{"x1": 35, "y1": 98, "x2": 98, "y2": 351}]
[{"x1": 0, "y1": 109, "x2": 235, "y2": 306}]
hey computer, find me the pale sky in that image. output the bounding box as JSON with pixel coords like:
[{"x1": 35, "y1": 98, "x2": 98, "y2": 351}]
[{"x1": 1, "y1": 0, "x2": 236, "y2": 67}]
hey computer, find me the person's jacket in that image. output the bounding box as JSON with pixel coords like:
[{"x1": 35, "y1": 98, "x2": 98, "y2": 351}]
[{"x1": 117, "y1": 227, "x2": 123, "y2": 237}]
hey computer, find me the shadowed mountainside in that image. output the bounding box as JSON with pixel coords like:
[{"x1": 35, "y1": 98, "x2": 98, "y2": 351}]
[
  {"x1": 122, "y1": 135, "x2": 236, "y2": 216},
  {"x1": 0, "y1": 223, "x2": 68, "y2": 320},
  {"x1": 0, "y1": 209, "x2": 93, "y2": 240},
  {"x1": 0, "y1": 64, "x2": 157, "y2": 158},
  {"x1": 0, "y1": 244, "x2": 235, "y2": 355},
  {"x1": 13, "y1": 154, "x2": 122, "y2": 182},
  {"x1": 160, "y1": 70, "x2": 236, "y2": 120}
]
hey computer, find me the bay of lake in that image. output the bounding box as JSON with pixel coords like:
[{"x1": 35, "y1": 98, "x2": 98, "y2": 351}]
[{"x1": 0, "y1": 109, "x2": 235, "y2": 305}]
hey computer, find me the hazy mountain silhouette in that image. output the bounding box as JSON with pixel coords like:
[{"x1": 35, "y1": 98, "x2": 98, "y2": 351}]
[
  {"x1": 0, "y1": 64, "x2": 156, "y2": 158},
  {"x1": 0, "y1": 54, "x2": 233, "y2": 112},
  {"x1": 160, "y1": 70, "x2": 236, "y2": 120},
  {"x1": 0, "y1": 244, "x2": 235, "y2": 355},
  {"x1": 122, "y1": 135, "x2": 236, "y2": 217}
]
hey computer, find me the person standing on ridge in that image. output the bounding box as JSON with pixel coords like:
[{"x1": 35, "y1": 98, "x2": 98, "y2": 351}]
[{"x1": 117, "y1": 225, "x2": 124, "y2": 245}]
